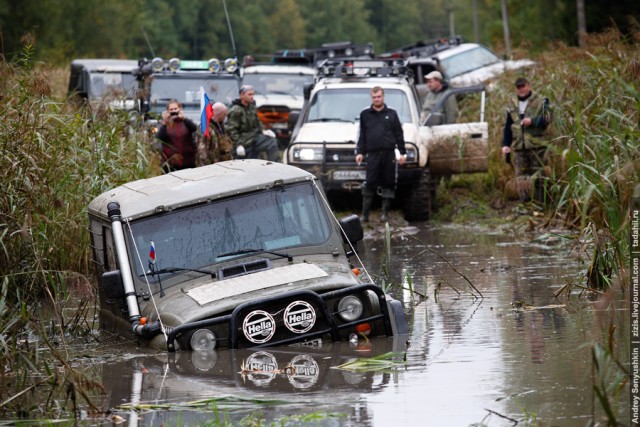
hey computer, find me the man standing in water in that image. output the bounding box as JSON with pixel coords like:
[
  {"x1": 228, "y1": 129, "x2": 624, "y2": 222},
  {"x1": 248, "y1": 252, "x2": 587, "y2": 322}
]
[
  {"x1": 501, "y1": 77, "x2": 553, "y2": 203},
  {"x1": 355, "y1": 86, "x2": 407, "y2": 223}
]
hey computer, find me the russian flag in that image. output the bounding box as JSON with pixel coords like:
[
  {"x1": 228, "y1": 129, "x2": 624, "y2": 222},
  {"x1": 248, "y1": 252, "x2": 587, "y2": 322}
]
[
  {"x1": 149, "y1": 240, "x2": 156, "y2": 265},
  {"x1": 200, "y1": 86, "x2": 214, "y2": 137}
]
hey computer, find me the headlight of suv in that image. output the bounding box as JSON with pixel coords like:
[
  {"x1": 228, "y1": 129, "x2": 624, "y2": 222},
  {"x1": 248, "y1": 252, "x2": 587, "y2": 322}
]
[
  {"x1": 190, "y1": 329, "x2": 217, "y2": 351},
  {"x1": 292, "y1": 147, "x2": 323, "y2": 162},
  {"x1": 337, "y1": 296, "x2": 363, "y2": 322}
]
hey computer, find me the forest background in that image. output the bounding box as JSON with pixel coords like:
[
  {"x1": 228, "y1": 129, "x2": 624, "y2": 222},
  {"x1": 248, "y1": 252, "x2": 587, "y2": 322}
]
[{"x1": 2, "y1": 0, "x2": 640, "y2": 65}]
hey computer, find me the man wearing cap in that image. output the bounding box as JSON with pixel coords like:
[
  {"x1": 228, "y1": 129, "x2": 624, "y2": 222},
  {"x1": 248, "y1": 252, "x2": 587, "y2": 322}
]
[
  {"x1": 227, "y1": 85, "x2": 280, "y2": 161},
  {"x1": 421, "y1": 70, "x2": 458, "y2": 124},
  {"x1": 502, "y1": 77, "x2": 553, "y2": 203}
]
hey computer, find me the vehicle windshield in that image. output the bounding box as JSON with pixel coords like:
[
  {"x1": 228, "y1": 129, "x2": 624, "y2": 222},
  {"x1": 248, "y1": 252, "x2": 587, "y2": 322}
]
[
  {"x1": 148, "y1": 75, "x2": 239, "y2": 113},
  {"x1": 440, "y1": 46, "x2": 501, "y2": 78},
  {"x1": 128, "y1": 181, "x2": 332, "y2": 281},
  {"x1": 304, "y1": 88, "x2": 412, "y2": 124},
  {"x1": 242, "y1": 72, "x2": 314, "y2": 97},
  {"x1": 89, "y1": 72, "x2": 138, "y2": 99}
]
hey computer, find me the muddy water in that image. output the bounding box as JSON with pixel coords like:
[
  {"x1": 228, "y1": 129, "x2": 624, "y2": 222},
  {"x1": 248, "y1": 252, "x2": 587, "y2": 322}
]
[{"x1": 95, "y1": 224, "x2": 629, "y2": 426}]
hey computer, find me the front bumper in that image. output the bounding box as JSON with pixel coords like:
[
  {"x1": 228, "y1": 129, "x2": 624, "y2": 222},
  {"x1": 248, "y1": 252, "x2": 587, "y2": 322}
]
[{"x1": 165, "y1": 283, "x2": 407, "y2": 351}]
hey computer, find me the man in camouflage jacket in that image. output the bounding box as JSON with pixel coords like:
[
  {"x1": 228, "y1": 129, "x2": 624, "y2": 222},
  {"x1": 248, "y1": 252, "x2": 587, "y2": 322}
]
[
  {"x1": 226, "y1": 85, "x2": 279, "y2": 161},
  {"x1": 502, "y1": 77, "x2": 553, "y2": 202},
  {"x1": 197, "y1": 102, "x2": 233, "y2": 166}
]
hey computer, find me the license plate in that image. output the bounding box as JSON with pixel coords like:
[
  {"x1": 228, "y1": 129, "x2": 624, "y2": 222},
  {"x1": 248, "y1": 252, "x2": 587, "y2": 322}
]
[
  {"x1": 270, "y1": 123, "x2": 288, "y2": 129},
  {"x1": 289, "y1": 338, "x2": 322, "y2": 348},
  {"x1": 333, "y1": 170, "x2": 366, "y2": 180}
]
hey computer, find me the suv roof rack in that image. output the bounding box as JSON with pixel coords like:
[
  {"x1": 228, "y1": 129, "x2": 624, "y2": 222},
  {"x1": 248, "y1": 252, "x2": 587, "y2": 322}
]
[
  {"x1": 137, "y1": 56, "x2": 239, "y2": 77},
  {"x1": 312, "y1": 41, "x2": 375, "y2": 62},
  {"x1": 380, "y1": 36, "x2": 463, "y2": 59},
  {"x1": 316, "y1": 58, "x2": 410, "y2": 79}
]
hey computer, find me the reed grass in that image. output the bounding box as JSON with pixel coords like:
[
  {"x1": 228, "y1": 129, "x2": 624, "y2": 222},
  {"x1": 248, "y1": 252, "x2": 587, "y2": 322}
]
[{"x1": 0, "y1": 47, "x2": 157, "y2": 420}]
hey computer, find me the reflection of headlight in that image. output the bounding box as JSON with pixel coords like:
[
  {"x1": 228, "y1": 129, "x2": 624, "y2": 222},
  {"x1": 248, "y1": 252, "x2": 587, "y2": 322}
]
[
  {"x1": 293, "y1": 148, "x2": 322, "y2": 161},
  {"x1": 191, "y1": 350, "x2": 218, "y2": 371},
  {"x1": 190, "y1": 329, "x2": 217, "y2": 351},
  {"x1": 338, "y1": 296, "x2": 363, "y2": 321}
]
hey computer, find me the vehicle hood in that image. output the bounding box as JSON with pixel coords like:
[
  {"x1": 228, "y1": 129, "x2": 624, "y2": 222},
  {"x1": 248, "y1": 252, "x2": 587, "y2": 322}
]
[
  {"x1": 254, "y1": 94, "x2": 304, "y2": 111},
  {"x1": 295, "y1": 122, "x2": 417, "y2": 144},
  {"x1": 141, "y1": 257, "x2": 361, "y2": 325}
]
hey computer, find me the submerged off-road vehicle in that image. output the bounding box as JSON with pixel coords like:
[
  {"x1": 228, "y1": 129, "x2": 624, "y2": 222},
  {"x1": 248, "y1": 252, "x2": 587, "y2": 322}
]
[
  {"x1": 88, "y1": 160, "x2": 407, "y2": 352},
  {"x1": 284, "y1": 59, "x2": 489, "y2": 221}
]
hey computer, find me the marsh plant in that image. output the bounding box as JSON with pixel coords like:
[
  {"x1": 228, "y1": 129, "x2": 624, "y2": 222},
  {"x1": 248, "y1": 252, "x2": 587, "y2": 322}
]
[{"x1": 0, "y1": 47, "x2": 157, "y2": 419}]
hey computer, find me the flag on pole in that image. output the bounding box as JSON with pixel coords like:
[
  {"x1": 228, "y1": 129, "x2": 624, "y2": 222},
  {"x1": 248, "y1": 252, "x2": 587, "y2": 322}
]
[
  {"x1": 149, "y1": 240, "x2": 156, "y2": 265},
  {"x1": 200, "y1": 86, "x2": 214, "y2": 137}
]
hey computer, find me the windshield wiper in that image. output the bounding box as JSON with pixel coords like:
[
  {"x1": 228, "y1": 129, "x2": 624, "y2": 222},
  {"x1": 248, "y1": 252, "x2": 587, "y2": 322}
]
[
  {"x1": 308, "y1": 117, "x2": 354, "y2": 123},
  {"x1": 217, "y1": 248, "x2": 293, "y2": 262},
  {"x1": 142, "y1": 267, "x2": 215, "y2": 278}
]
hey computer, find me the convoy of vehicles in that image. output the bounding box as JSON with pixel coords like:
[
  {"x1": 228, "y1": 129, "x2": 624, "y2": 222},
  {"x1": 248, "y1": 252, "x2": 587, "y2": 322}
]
[
  {"x1": 87, "y1": 160, "x2": 408, "y2": 352},
  {"x1": 67, "y1": 58, "x2": 138, "y2": 110},
  {"x1": 284, "y1": 58, "x2": 489, "y2": 221}
]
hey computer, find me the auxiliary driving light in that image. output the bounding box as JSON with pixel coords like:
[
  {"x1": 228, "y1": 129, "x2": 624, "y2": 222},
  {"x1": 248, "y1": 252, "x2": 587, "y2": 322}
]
[
  {"x1": 151, "y1": 57, "x2": 164, "y2": 72},
  {"x1": 168, "y1": 58, "x2": 181, "y2": 72},
  {"x1": 190, "y1": 329, "x2": 217, "y2": 351},
  {"x1": 338, "y1": 296, "x2": 363, "y2": 322},
  {"x1": 208, "y1": 58, "x2": 221, "y2": 73},
  {"x1": 224, "y1": 57, "x2": 238, "y2": 73}
]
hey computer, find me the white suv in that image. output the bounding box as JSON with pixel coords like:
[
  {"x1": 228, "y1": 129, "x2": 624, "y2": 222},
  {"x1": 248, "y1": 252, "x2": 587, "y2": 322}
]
[{"x1": 284, "y1": 59, "x2": 489, "y2": 221}]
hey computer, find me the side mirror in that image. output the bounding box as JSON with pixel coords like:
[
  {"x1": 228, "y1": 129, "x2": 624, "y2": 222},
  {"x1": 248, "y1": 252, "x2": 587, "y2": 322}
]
[
  {"x1": 303, "y1": 83, "x2": 314, "y2": 101},
  {"x1": 425, "y1": 112, "x2": 444, "y2": 126},
  {"x1": 101, "y1": 270, "x2": 125, "y2": 299},
  {"x1": 339, "y1": 214, "x2": 364, "y2": 256},
  {"x1": 288, "y1": 111, "x2": 300, "y2": 129}
]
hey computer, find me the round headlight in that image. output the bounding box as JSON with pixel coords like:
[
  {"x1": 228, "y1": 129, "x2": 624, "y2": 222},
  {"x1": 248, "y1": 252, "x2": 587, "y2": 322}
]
[
  {"x1": 338, "y1": 296, "x2": 363, "y2": 322},
  {"x1": 224, "y1": 57, "x2": 238, "y2": 73},
  {"x1": 345, "y1": 48, "x2": 353, "y2": 56},
  {"x1": 208, "y1": 58, "x2": 221, "y2": 73},
  {"x1": 190, "y1": 329, "x2": 217, "y2": 351},
  {"x1": 168, "y1": 57, "x2": 181, "y2": 72},
  {"x1": 151, "y1": 57, "x2": 164, "y2": 72}
]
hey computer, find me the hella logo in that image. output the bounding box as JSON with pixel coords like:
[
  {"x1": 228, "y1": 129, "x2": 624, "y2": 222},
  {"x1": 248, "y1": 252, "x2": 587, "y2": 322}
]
[
  {"x1": 243, "y1": 310, "x2": 276, "y2": 344},
  {"x1": 284, "y1": 300, "x2": 316, "y2": 334}
]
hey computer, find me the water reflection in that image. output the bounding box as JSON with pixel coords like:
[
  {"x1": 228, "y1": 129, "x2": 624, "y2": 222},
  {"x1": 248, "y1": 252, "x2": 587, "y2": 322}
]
[{"x1": 97, "y1": 225, "x2": 628, "y2": 426}]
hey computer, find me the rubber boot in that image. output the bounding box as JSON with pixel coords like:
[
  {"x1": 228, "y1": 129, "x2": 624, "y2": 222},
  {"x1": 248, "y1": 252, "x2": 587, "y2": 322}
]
[
  {"x1": 533, "y1": 176, "x2": 546, "y2": 204},
  {"x1": 380, "y1": 198, "x2": 392, "y2": 222},
  {"x1": 360, "y1": 188, "x2": 374, "y2": 222}
]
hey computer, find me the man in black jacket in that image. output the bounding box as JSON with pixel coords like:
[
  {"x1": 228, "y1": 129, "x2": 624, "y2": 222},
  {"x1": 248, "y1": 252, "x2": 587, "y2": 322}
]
[{"x1": 355, "y1": 86, "x2": 407, "y2": 222}]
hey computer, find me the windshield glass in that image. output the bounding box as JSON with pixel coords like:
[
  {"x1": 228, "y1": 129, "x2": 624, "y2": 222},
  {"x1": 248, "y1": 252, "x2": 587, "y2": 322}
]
[
  {"x1": 243, "y1": 72, "x2": 314, "y2": 97},
  {"x1": 148, "y1": 75, "x2": 239, "y2": 113},
  {"x1": 89, "y1": 72, "x2": 137, "y2": 99},
  {"x1": 128, "y1": 182, "x2": 331, "y2": 281},
  {"x1": 304, "y1": 88, "x2": 412, "y2": 123},
  {"x1": 440, "y1": 46, "x2": 501, "y2": 78}
]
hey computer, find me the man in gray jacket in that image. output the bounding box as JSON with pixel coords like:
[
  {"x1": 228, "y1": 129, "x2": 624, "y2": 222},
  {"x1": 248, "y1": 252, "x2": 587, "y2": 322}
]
[{"x1": 421, "y1": 71, "x2": 458, "y2": 124}]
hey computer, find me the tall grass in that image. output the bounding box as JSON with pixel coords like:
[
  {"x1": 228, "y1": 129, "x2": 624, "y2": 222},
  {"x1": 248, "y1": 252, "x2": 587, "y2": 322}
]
[
  {"x1": 483, "y1": 29, "x2": 640, "y2": 290},
  {"x1": 0, "y1": 46, "x2": 157, "y2": 419}
]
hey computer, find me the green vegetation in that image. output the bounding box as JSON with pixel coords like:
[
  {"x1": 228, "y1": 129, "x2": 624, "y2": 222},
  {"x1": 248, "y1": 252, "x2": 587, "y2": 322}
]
[
  {"x1": 0, "y1": 47, "x2": 157, "y2": 420},
  {"x1": 0, "y1": 27, "x2": 637, "y2": 423},
  {"x1": 2, "y1": 0, "x2": 639, "y2": 64}
]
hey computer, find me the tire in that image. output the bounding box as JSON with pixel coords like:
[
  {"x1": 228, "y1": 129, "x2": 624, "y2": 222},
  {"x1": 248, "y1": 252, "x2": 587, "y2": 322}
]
[{"x1": 400, "y1": 167, "x2": 432, "y2": 221}]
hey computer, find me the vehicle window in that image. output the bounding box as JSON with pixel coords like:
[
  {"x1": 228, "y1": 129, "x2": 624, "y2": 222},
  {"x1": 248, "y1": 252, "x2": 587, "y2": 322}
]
[
  {"x1": 89, "y1": 72, "x2": 137, "y2": 100},
  {"x1": 305, "y1": 88, "x2": 412, "y2": 123},
  {"x1": 128, "y1": 182, "x2": 331, "y2": 280},
  {"x1": 242, "y1": 73, "x2": 314, "y2": 96},
  {"x1": 440, "y1": 46, "x2": 501, "y2": 78},
  {"x1": 149, "y1": 76, "x2": 239, "y2": 110}
]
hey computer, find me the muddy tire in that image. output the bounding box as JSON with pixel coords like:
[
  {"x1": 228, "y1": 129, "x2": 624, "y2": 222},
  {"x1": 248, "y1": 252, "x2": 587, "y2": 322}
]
[{"x1": 400, "y1": 167, "x2": 432, "y2": 221}]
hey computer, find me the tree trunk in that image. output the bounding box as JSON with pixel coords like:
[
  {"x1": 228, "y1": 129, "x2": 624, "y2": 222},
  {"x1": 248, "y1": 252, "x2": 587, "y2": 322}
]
[
  {"x1": 577, "y1": 0, "x2": 587, "y2": 47},
  {"x1": 501, "y1": 0, "x2": 512, "y2": 58}
]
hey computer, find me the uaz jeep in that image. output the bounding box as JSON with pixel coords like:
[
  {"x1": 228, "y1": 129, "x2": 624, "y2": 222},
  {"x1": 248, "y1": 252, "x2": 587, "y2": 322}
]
[
  {"x1": 284, "y1": 59, "x2": 489, "y2": 221},
  {"x1": 87, "y1": 160, "x2": 407, "y2": 351}
]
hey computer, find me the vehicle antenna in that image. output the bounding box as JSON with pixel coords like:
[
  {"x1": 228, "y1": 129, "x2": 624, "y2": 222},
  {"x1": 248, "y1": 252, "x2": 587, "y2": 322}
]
[
  {"x1": 222, "y1": 0, "x2": 238, "y2": 60},
  {"x1": 140, "y1": 25, "x2": 156, "y2": 58}
]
